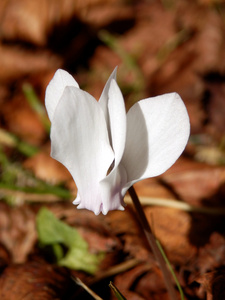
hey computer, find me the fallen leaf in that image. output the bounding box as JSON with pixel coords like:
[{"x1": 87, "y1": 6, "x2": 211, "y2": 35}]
[
  {"x1": 195, "y1": 268, "x2": 225, "y2": 300},
  {"x1": 24, "y1": 149, "x2": 73, "y2": 185},
  {"x1": 0, "y1": 258, "x2": 74, "y2": 300},
  {"x1": 106, "y1": 209, "x2": 150, "y2": 262},
  {"x1": 0, "y1": 202, "x2": 36, "y2": 263},
  {"x1": 161, "y1": 158, "x2": 225, "y2": 207},
  {"x1": 0, "y1": 44, "x2": 61, "y2": 83},
  {"x1": 145, "y1": 206, "x2": 196, "y2": 264}
]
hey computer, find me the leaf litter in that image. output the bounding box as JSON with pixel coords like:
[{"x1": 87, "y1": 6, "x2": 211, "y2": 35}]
[{"x1": 0, "y1": 0, "x2": 225, "y2": 299}]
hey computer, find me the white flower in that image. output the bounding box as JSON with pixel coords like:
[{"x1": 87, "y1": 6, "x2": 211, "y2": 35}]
[{"x1": 45, "y1": 68, "x2": 190, "y2": 215}]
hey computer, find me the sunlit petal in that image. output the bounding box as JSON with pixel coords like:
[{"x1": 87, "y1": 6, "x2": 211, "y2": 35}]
[
  {"x1": 107, "y1": 79, "x2": 127, "y2": 165},
  {"x1": 99, "y1": 67, "x2": 117, "y2": 133},
  {"x1": 121, "y1": 92, "x2": 190, "y2": 191},
  {"x1": 100, "y1": 164, "x2": 127, "y2": 215},
  {"x1": 45, "y1": 69, "x2": 79, "y2": 122},
  {"x1": 50, "y1": 86, "x2": 114, "y2": 215},
  {"x1": 99, "y1": 79, "x2": 127, "y2": 214}
]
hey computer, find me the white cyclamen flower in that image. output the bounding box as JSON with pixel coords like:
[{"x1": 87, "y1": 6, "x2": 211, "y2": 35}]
[{"x1": 45, "y1": 68, "x2": 190, "y2": 215}]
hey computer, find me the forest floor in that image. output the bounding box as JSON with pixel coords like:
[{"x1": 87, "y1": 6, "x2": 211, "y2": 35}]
[{"x1": 0, "y1": 0, "x2": 225, "y2": 299}]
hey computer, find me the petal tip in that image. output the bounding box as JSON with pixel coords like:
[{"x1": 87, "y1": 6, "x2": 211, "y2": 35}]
[
  {"x1": 118, "y1": 205, "x2": 125, "y2": 211},
  {"x1": 73, "y1": 198, "x2": 80, "y2": 205}
]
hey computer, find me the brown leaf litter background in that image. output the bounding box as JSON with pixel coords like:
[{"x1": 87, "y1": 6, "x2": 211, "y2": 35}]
[{"x1": 0, "y1": 0, "x2": 225, "y2": 299}]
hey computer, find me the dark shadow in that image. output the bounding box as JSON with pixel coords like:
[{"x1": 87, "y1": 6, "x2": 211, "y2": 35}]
[
  {"x1": 103, "y1": 19, "x2": 135, "y2": 35},
  {"x1": 211, "y1": 268, "x2": 225, "y2": 299},
  {"x1": 203, "y1": 71, "x2": 225, "y2": 83},
  {"x1": 69, "y1": 277, "x2": 113, "y2": 300},
  {"x1": 202, "y1": 71, "x2": 225, "y2": 133},
  {"x1": 201, "y1": 89, "x2": 210, "y2": 126},
  {"x1": 47, "y1": 16, "x2": 135, "y2": 73},
  {"x1": 188, "y1": 182, "x2": 225, "y2": 248},
  {"x1": 189, "y1": 267, "x2": 225, "y2": 300},
  {"x1": 47, "y1": 17, "x2": 97, "y2": 71}
]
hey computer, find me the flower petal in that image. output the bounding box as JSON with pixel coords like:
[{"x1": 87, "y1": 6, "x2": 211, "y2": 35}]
[
  {"x1": 100, "y1": 164, "x2": 127, "y2": 215},
  {"x1": 121, "y1": 92, "x2": 190, "y2": 191},
  {"x1": 50, "y1": 86, "x2": 114, "y2": 215},
  {"x1": 99, "y1": 79, "x2": 127, "y2": 214},
  {"x1": 107, "y1": 79, "x2": 127, "y2": 165},
  {"x1": 45, "y1": 69, "x2": 79, "y2": 122},
  {"x1": 98, "y1": 67, "x2": 117, "y2": 132}
]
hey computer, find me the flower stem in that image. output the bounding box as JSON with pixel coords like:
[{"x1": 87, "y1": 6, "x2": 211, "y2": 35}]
[{"x1": 128, "y1": 186, "x2": 178, "y2": 300}]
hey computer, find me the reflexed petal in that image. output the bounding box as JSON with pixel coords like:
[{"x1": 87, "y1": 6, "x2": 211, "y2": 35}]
[
  {"x1": 45, "y1": 69, "x2": 79, "y2": 122},
  {"x1": 121, "y1": 93, "x2": 190, "y2": 191},
  {"x1": 99, "y1": 79, "x2": 127, "y2": 214},
  {"x1": 99, "y1": 67, "x2": 117, "y2": 131},
  {"x1": 107, "y1": 79, "x2": 127, "y2": 164},
  {"x1": 50, "y1": 86, "x2": 114, "y2": 215}
]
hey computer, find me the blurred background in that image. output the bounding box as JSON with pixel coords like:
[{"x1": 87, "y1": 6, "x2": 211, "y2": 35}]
[{"x1": 0, "y1": 0, "x2": 225, "y2": 299}]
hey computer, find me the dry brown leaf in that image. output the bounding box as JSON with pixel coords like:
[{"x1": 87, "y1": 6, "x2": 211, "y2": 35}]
[
  {"x1": 0, "y1": 259, "x2": 74, "y2": 300},
  {"x1": 0, "y1": 44, "x2": 61, "y2": 83},
  {"x1": 194, "y1": 232, "x2": 225, "y2": 274},
  {"x1": 106, "y1": 208, "x2": 150, "y2": 262},
  {"x1": 161, "y1": 158, "x2": 225, "y2": 207},
  {"x1": 2, "y1": 93, "x2": 46, "y2": 145},
  {"x1": 133, "y1": 178, "x2": 175, "y2": 199},
  {"x1": 134, "y1": 270, "x2": 173, "y2": 300},
  {"x1": 23, "y1": 149, "x2": 73, "y2": 184},
  {"x1": 78, "y1": 3, "x2": 134, "y2": 29},
  {"x1": 195, "y1": 268, "x2": 225, "y2": 300},
  {"x1": 0, "y1": 0, "x2": 79, "y2": 45},
  {"x1": 113, "y1": 262, "x2": 172, "y2": 300},
  {"x1": 0, "y1": 0, "x2": 133, "y2": 46},
  {"x1": 112, "y1": 263, "x2": 153, "y2": 300},
  {"x1": 145, "y1": 206, "x2": 196, "y2": 264},
  {"x1": 0, "y1": 202, "x2": 37, "y2": 264}
]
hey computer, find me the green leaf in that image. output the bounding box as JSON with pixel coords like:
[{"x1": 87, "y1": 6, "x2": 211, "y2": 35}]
[{"x1": 36, "y1": 207, "x2": 103, "y2": 274}]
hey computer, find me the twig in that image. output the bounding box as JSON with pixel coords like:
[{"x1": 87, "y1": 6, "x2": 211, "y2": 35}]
[
  {"x1": 69, "y1": 259, "x2": 141, "y2": 300},
  {"x1": 72, "y1": 277, "x2": 103, "y2": 300},
  {"x1": 91, "y1": 258, "x2": 141, "y2": 284}
]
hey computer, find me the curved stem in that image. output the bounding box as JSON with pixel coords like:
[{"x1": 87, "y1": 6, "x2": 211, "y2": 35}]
[{"x1": 128, "y1": 186, "x2": 178, "y2": 300}]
